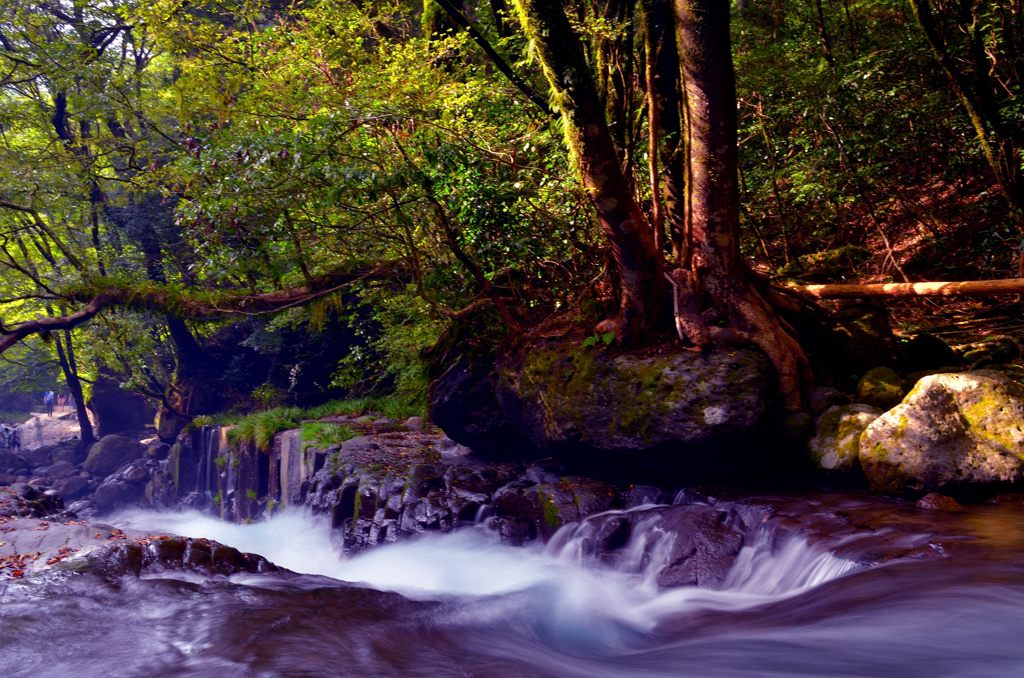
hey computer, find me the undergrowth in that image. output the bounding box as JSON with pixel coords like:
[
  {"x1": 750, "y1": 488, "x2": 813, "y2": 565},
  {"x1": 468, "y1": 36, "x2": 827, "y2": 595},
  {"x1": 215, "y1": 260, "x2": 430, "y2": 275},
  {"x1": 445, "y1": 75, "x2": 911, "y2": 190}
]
[{"x1": 216, "y1": 394, "x2": 421, "y2": 451}]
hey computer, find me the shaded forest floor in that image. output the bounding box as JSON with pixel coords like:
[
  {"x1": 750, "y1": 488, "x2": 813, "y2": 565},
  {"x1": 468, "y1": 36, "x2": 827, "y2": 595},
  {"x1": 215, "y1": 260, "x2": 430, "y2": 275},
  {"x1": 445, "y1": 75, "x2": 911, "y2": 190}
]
[{"x1": 761, "y1": 171, "x2": 1024, "y2": 346}]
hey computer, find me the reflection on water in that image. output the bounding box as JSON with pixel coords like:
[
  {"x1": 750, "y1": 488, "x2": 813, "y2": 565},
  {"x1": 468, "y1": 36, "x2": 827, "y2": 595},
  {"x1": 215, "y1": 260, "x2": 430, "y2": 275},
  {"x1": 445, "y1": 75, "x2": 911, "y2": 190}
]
[{"x1": 3, "y1": 495, "x2": 1024, "y2": 677}]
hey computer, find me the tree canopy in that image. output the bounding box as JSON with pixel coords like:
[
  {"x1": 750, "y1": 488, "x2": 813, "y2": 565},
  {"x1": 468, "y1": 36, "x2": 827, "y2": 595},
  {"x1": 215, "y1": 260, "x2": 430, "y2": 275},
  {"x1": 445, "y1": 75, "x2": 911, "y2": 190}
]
[{"x1": 1, "y1": 0, "x2": 1021, "y2": 426}]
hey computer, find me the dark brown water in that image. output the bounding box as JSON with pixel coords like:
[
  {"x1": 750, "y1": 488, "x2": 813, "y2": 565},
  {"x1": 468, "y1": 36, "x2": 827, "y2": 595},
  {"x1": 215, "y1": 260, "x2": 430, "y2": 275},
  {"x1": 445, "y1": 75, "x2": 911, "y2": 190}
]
[{"x1": 2, "y1": 493, "x2": 1023, "y2": 677}]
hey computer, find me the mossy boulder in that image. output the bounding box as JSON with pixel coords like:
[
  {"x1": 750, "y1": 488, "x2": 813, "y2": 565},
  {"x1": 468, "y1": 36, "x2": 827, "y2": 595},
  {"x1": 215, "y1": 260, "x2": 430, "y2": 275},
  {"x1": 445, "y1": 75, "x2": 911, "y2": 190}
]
[
  {"x1": 495, "y1": 340, "x2": 775, "y2": 461},
  {"x1": 956, "y1": 335, "x2": 1023, "y2": 368},
  {"x1": 855, "y1": 367, "x2": 905, "y2": 410},
  {"x1": 83, "y1": 435, "x2": 145, "y2": 477},
  {"x1": 827, "y1": 303, "x2": 898, "y2": 379},
  {"x1": 809, "y1": 404, "x2": 882, "y2": 473},
  {"x1": 859, "y1": 371, "x2": 1024, "y2": 496}
]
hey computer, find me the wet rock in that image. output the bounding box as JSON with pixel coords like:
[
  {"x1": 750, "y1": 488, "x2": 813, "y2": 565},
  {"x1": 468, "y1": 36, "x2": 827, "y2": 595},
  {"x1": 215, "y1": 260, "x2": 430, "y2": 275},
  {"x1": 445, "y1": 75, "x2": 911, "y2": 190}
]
[
  {"x1": 492, "y1": 476, "x2": 618, "y2": 543},
  {"x1": 496, "y1": 339, "x2": 775, "y2": 462},
  {"x1": 565, "y1": 504, "x2": 745, "y2": 588},
  {"x1": 860, "y1": 371, "x2": 1024, "y2": 496},
  {"x1": 122, "y1": 462, "x2": 150, "y2": 484},
  {"x1": 145, "y1": 443, "x2": 171, "y2": 460},
  {"x1": 403, "y1": 416, "x2": 424, "y2": 431},
  {"x1": 809, "y1": 404, "x2": 882, "y2": 473},
  {"x1": 93, "y1": 482, "x2": 127, "y2": 511},
  {"x1": 622, "y1": 485, "x2": 670, "y2": 508},
  {"x1": 855, "y1": 367, "x2": 905, "y2": 410},
  {"x1": 44, "y1": 460, "x2": 78, "y2": 480},
  {"x1": 19, "y1": 446, "x2": 54, "y2": 468},
  {"x1": 0, "y1": 516, "x2": 279, "y2": 580},
  {"x1": 53, "y1": 475, "x2": 91, "y2": 501},
  {"x1": 0, "y1": 450, "x2": 27, "y2": 473},
  {"x1": 83, "y1": 435, "x2": 145, "y2": 477},
  {"x1": 49, "y1": 441, "x2": 82, "y2": 465},
  {"x1": 915, "y1": 493, "x2": 964, "y2": 511},
  {"x1": 0, "y1": 483, "x2": 65, "y2": 518}
]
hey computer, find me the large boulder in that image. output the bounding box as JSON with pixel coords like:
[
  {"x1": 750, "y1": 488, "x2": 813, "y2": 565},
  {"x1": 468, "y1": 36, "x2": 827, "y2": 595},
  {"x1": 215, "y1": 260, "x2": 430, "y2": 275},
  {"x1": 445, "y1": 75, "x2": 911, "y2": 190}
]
[
  {"x1": 495, "y1": 339, "x2": 776, "y2": 465},
  {"x1": 859, "y1": 371, "x2": 1024, "y2": 496},
  {"x1": 86, "y1": 375, "x2": 155, "y2": 437},
  {"x1": 428, "y1": 355, "x2": 530, "y2": 456},
  {"x1": 83, "y1": 435, "x2": 145, "y2": 477},
  {"x1": 809, "y1": 404, "x2": 882, "y2": 473}
]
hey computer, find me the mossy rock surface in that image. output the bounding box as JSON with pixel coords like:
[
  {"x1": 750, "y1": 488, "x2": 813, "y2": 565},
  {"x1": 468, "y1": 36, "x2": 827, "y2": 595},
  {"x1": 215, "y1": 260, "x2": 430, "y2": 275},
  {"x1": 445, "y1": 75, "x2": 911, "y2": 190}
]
[
  {"x1": 83, "y1": 435, "x2": 145, "y2": 477},
  {"x1": 859, "y1": 371, "x2": 1024, "y2": 496},
  {"x1": 495, "y1": 340, "x2": 775, "y2": 456},
  {"x1": 855, "y1": 367, "x2": 905, "y2": 410},
  {"x1": 809, "y1": 404, "x2": 882, "y2": 473}
]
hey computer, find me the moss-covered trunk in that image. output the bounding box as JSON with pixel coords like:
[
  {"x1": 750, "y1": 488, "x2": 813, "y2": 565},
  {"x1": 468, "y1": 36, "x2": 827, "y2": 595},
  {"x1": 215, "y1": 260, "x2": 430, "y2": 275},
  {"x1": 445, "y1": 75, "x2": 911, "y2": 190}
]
[{"x1": 514, "y1": 0, "x2": 669, "y2": 343}]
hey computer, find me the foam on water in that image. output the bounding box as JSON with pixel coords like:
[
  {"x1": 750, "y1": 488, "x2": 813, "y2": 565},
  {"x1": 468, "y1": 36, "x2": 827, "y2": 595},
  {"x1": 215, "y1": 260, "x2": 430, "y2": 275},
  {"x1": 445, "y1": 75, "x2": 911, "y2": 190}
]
[{"x1": 112, "y1": 505, "x2": 858, "y2": 633}]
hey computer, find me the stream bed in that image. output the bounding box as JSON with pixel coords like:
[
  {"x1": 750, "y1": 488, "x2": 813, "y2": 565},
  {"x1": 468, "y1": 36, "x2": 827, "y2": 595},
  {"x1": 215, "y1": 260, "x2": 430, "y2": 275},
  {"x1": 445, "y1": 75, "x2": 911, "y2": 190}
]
[{"x1": 3, "y1": 492, "x2": 1024, "y2": 677}]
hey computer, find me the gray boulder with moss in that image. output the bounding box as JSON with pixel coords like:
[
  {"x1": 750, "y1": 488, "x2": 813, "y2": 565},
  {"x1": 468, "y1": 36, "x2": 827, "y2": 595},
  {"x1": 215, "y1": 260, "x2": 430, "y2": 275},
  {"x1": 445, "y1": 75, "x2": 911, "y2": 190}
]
[
  {"x1": 495, "y1": 340, "x2": 775, "y2": 456},
  {"x1": 809, "y1": 404, "x2": 882, "y2": 473},
  {"x1": 858, "y1": 371, "x2": 1024, "y2": 496},
  {"x1": 83, "y1": 435, "x2": 145, "y2": 477}
]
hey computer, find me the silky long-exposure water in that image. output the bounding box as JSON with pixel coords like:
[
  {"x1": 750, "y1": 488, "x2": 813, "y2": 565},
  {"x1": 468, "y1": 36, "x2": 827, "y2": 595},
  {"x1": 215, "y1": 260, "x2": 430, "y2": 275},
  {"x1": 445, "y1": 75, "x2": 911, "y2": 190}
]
[{"x1": 3, "y1": 494, "x2": 1024, "y2": 677}]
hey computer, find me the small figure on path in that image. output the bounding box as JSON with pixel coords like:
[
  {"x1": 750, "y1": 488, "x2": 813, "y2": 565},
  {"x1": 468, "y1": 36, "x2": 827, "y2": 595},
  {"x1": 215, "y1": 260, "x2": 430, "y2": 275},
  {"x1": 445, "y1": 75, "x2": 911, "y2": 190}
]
[
  {"x1": 11, "y1": 428, "x2": 20, "y2": 450},
  {"x1": 43, "y1": 390, "x2": 55, "y2": 417},
  {"x1": 34, "y1": 417, "x2": 43, "y2": 444}
]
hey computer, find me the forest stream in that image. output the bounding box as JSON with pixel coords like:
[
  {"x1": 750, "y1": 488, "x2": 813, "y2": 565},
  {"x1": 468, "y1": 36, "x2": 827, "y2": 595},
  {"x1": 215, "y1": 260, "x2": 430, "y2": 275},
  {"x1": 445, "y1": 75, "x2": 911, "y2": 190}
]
[{"x1": 4, "y1": 491, "x2": 1024, "y2": 677}]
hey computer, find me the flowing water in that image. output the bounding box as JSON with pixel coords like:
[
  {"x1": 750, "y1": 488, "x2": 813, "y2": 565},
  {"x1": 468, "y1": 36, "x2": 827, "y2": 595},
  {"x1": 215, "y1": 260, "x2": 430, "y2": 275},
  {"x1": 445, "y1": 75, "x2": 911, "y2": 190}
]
[{"x1": 3, "y1": 494, "x2": 1024, "y2": 677}]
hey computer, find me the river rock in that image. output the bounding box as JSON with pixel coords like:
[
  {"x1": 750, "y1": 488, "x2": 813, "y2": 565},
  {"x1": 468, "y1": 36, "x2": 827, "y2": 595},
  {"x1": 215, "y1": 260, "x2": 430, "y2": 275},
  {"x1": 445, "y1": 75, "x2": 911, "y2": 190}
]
[
  {"x1": 83, "y1": 435, "x2": 145, "y2": 477},
  {"x1": 809, "y1": 404, "x2": 882, "y2": 473},
  {"x1": 562, "y1": 503, "x2": 745, "y2": 588},
  {"x1": 490, "y1": 475, "x2": 618, "y2": 543},
  {"x1": 0, "y1": 483, "x2": 65, "y2": 518},
  {"x1": 93, "y1": 482, "x2": 128, "y2": 511},
  {"x1": 53, "y1": 475, "x2": 91, "y2": 501},
  {"x1": 495, "y1": 339, "x2": 775, "y2": 462},
  {"x1": 0, "y1": 450, "x2": 26, "y2": 473},
  {"x1": 859, "y1": 371, "x2": 1024, "y2": 496},
  {"x1": 429, "y1": 354, "x2": 531, "y2": 456},
  {"x1": 855, "y1": 367, "x2": 905, "y2": 410}
]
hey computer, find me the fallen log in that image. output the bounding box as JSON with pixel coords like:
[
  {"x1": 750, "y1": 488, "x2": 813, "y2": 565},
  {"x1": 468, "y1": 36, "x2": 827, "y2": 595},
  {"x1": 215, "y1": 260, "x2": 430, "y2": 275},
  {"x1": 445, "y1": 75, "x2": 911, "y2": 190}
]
[{"x1": 788, "y1": 278, "x2": 1024, "y2": 299}]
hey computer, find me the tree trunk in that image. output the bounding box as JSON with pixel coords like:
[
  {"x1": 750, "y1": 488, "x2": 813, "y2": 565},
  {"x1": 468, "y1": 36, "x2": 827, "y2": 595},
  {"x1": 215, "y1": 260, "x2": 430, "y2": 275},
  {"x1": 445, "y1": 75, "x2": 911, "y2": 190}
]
[
  {"x1": 54, "y1": 329, "x2": 96, "y2": 446},
  {"x1": 514, "y1": 0, "x2": 669, "y2": 341},
  {"x1": 673, "y1": 0, "x2": 810, "y2": 409}
]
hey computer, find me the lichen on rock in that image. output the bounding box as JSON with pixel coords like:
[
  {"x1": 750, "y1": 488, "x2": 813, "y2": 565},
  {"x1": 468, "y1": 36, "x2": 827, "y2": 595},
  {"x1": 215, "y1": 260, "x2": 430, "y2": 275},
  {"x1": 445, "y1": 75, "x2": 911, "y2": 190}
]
[
  {"x1": 809, "y1": 404, "x2": 882, "y2": 473},
  {"x1": 859, "y1": 371, "x2": 1024, "y2": 496},
  {"x1": 495, "y1": 339, "x2": 776, "y2": 462}
]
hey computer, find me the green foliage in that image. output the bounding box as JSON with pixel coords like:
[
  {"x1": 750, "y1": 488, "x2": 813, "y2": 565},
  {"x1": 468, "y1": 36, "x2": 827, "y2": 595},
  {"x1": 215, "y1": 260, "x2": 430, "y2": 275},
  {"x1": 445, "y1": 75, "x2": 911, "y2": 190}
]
[
  {"x1": 227, "y1": 406, "x2": 304, "y2": 451},
  {"x1": 300, "y1": 422, "x2": 356, "y2": 449},
  {"x1": 245, "y1": 489, "x2": 258, "y2": 501},
  {"x1": 581, "y1": 332, "x2": 616, "y2": 349}
]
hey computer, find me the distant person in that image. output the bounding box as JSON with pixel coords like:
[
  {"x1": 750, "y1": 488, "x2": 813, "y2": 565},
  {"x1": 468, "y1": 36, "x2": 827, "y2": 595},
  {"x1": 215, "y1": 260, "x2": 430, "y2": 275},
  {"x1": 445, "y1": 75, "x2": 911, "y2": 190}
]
[
  {"x1": 34, "y1": 416, "x2": 43, "y2": 443},
  {"x1": 11, "y1": 428, "x2": 20, "y2": 450},
  {"x1": 43, "y1": 390, "x2": 55, "y2": 417}
]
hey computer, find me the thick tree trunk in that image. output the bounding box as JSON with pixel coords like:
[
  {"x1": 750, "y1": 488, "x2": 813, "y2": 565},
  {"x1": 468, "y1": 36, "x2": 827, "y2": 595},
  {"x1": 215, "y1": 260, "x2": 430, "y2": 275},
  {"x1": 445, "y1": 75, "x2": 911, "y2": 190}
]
[
  {"x1": 673, "y1": 0, "x2": 810, "y2": 409},
  {"x1": 514, "y1": 0, "x2": 669, "y2": 341}
]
